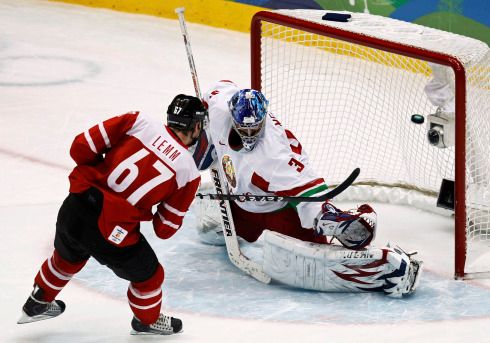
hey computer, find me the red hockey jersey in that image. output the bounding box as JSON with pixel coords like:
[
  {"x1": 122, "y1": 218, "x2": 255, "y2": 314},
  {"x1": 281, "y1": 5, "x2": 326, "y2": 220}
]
[{"x1": 68, "y1": 111, "x2": 201, "y2": 247}]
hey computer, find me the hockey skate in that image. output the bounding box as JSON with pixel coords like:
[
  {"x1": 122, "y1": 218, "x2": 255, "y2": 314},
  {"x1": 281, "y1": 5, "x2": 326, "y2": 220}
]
[
  {"x1": 130, "y1": 313, "x2": 183, "y2": 335},
  {"x1": 383, "y1": 244, "x2": 423, "y2": 298},
  {"x1": 17, "y1": 286, "x2": 66, "y2": 324}
]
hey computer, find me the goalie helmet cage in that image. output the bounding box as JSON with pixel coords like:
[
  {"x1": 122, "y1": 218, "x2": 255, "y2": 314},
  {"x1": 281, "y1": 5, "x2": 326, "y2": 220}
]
[{"x1": 250, "y1": 10, "x2": 490, "y2": 280}]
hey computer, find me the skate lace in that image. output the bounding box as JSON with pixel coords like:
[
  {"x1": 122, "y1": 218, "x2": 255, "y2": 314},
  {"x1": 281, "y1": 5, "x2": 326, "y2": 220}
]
[{"x1": 151, "y1": 314, "x2": 172, "y2": 331}]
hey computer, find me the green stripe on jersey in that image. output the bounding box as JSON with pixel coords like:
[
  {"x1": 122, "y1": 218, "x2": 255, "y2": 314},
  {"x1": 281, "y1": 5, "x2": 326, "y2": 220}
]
[{"x1": 288, "y1": 184, "x2": 328, "y2": 208}]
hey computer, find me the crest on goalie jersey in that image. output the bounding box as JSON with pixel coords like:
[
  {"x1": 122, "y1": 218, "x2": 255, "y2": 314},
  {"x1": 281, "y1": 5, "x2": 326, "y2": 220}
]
[{"x1": 221, "y1": 154, "x2": 237, "y2": 188}]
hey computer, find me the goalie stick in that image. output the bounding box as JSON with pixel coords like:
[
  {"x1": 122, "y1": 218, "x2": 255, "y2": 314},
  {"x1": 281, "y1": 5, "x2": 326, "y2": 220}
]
[
  {"x1": 197, "y1": 167, "x2": 360, "y2": 202},
  {"x1": 175, "y1": 7, "x2": 271, "y2": 284}
]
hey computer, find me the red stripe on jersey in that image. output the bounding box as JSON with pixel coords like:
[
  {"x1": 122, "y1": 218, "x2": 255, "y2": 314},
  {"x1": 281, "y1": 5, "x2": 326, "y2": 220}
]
[
  {"x1": 275, "y1": 178, "x2": 326, "y2": 197},
  {"x1": 251, "y1": 172, "x2": 270, "y2": 192},
  {"x1": 285, "y1": 129, "x2": 302, "y2": 155},
  {"x1": 345, "y1": 249, "x2": 388, "y2": 269}
]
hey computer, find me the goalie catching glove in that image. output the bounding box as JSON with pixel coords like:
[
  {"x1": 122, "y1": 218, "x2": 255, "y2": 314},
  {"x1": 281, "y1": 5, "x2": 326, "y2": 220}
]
[{"x1": 314, "y1": 202, "x2": 376, "y2": 250}]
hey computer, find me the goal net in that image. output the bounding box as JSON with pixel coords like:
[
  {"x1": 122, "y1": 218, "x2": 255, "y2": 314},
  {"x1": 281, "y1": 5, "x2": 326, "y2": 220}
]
[{"x1": 251, "y1": 10, "x2": 490, "y2": 279}]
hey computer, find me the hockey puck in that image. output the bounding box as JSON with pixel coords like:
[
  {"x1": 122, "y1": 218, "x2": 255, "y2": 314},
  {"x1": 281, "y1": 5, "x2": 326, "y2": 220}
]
[{"x1": 411, "y1": 114, "x2": 425, "y2": 124}]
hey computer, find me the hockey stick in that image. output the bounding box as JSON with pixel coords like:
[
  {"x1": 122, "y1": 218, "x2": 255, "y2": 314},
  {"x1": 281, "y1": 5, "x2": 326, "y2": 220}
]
[
  {"x1": 175, "y1": 7, "x2": 271, "y2": 284},
  {"x1": 197, "y1": 167, "x2": 360, "y2": 202},
  {"x1": 175, "y1": 7, "x2": 202, "y2": 100}
]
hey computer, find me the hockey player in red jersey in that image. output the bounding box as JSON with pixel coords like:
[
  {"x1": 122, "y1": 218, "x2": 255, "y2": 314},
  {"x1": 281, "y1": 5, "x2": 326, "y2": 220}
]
[
  {"x1": 18, "y1": 95, "x2": 207, "y2": 335},
  {"x1": 194, "y1": 80, "x2": 423, "y2": 298}
]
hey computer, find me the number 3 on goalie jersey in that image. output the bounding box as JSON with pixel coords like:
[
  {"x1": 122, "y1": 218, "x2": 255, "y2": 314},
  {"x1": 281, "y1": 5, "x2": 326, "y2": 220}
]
[
  {"x1": 288, "y1": 157, "x2": 304, "y2": 172},
  {"x1": 107, "y1": 148, "x2": 174, "y2": 205}
]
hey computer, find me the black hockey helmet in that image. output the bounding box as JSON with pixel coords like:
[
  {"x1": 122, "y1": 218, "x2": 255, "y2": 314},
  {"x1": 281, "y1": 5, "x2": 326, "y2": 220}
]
[{"x1": 167, "y1": 94, "x2": 207, "y2": 131}]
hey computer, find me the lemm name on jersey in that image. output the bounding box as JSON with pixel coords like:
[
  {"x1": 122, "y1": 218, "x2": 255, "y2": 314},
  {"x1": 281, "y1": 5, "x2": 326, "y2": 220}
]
[{"x1": 151, "y1": 135, "x2": 181, "y2": 161}]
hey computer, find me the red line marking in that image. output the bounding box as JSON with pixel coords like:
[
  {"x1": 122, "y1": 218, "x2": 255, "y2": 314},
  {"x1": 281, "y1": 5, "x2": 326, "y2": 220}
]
[{"x1": 0, "y1": 147, "x2": 71, "y2": 171}]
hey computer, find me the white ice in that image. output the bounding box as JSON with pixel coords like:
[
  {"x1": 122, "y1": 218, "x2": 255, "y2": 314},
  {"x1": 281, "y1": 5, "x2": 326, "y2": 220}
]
[{"x1": 1, "y1": 1, "x2": 490, "y2": 342}]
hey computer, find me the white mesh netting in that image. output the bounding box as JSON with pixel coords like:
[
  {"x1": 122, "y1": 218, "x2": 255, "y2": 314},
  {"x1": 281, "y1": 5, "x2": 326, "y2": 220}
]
[{"x1": 255, "y1": 10, "x2": 490, "y2": 276}]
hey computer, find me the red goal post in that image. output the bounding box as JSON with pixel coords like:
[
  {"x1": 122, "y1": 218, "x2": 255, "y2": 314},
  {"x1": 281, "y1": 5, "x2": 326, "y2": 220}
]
[{"x1": 250, "y1": 10, "x2": 490, "y2": 279}]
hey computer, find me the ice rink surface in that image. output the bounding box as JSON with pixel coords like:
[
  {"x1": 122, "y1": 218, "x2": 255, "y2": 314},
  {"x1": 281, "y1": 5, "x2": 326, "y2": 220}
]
[{"x1": 1, "y1": 1, "x2": 490, "y2": 342}]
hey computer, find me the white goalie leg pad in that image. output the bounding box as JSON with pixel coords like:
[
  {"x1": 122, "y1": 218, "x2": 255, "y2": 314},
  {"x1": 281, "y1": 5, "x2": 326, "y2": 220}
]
[
  {"x1": 193, "y1": 185, "x2": 225, "y2": 246},
  {"x1": 262, "y1": 230, "x2": 422, "y2": 296}
]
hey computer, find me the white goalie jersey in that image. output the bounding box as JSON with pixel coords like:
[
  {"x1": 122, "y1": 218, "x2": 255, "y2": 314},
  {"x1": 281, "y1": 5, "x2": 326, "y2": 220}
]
[
  {"x1": 193, "y1": 81, "x2": 423, "y2": 297},
  {"x1": 198, "y1": 80, "x2": 329, "y2": 229}
]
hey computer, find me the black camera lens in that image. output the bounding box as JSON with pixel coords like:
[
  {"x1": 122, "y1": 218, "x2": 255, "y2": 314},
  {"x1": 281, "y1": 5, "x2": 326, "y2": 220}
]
[{"x1": 428, "y1": 127, "x2": 443, "y2": 146}]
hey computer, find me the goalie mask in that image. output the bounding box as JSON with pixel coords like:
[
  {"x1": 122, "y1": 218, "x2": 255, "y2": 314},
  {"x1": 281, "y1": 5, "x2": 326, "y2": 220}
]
[{"x1": 228, "y1": 89, "x2": 268, "y2": 152}]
